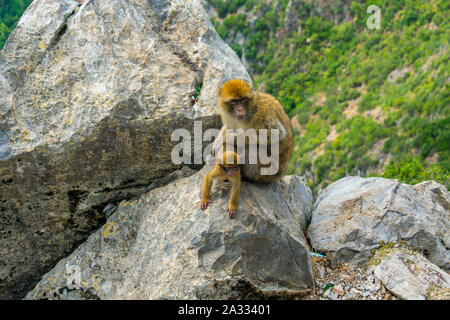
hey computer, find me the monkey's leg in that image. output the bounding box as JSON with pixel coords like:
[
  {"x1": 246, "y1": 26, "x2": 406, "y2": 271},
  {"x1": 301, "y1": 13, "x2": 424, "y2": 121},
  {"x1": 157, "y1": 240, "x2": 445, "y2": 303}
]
[
  {"x1": 200, "y1": 167, "x2": 220, "y2": 210},
  {"x1": 227, "y1": 175, "x2": 241, "y2": 219}
]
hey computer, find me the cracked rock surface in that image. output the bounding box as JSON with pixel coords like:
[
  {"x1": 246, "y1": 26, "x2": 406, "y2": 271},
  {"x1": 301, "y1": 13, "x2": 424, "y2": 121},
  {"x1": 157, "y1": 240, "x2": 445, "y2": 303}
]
[
  {"x1": 0, "y1": 0, "x2": 249, "y2": 299},
  {"x1": 308, "y1": 177, "x2": 450, "y2": 270},
  {"x1": 25, "y1": 169, "x2": 314, "y2": 300},
  {"x1": 373, "y1": 249, "x2": 450, "y2": 300}
]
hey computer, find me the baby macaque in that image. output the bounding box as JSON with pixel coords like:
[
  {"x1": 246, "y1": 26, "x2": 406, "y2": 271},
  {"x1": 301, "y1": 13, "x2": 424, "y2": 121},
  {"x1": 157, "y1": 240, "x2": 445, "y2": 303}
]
[{"x1": 200, "y1": 151, "x2": 241, "y2": 219}]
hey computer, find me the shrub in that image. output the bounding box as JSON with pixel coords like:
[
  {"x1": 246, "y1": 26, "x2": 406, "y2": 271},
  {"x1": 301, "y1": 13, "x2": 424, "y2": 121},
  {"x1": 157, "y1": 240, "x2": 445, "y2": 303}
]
[{"x1": 381, "y1": 157, "x2": 450, "y2": 189}]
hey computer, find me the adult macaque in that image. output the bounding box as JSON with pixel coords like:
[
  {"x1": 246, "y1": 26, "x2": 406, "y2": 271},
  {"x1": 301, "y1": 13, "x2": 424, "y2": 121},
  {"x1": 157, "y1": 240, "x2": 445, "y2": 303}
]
[{"x1": 214, "y1": 79, "x2": 293, "y2": 183}]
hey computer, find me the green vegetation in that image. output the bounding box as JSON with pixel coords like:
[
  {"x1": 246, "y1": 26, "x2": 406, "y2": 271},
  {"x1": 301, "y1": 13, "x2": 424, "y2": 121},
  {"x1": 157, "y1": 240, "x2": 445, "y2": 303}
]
[
  {"x1": 207, "y1": 0, "x2": 255, "y2": 19},
  {"x1": 369, "y1": 239, "x2": 420, "y2": 266},
  {"x1": 0, "y1": 0, "x2": 32, "y2": 49},
  {"x1": 381, "y1": 157, "x2": 450, "y2": 188}
]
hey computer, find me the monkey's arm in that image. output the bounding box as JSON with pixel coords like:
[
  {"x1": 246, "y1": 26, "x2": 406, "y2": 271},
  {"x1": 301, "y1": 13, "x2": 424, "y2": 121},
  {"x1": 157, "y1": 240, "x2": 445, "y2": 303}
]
[
  {"x1": 200, "y1": 166, "x2": 220, "y2": 210},
  {"x1": 211, "y1": 127, "x2": 226, "y2": 158},
  {"x1": 227, "y1": 173, "x2": 241, "y2": 219},
  {"x1": 257, "y1": 117, "x2": 289, "y2": 146}
]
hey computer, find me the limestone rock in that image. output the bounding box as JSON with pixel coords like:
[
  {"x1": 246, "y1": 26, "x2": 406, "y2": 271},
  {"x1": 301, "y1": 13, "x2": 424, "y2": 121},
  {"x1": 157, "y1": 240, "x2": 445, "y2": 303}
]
[
  {"x1": 25, "y1": 170, "x2": 314, "y2": 299},
  {"x1": 0, "y1": 0, "x2": 250, "y2": 299},
  {"x1": 373, "y1": 249, "x2": 450, "y2": 300},
  {"x1": 308, "y1": 177, "x2": 450, "y2": 269}
]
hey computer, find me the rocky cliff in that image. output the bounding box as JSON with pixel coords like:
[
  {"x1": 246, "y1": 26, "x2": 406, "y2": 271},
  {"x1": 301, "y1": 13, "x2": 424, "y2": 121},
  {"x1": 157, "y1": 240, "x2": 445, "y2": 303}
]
[
  {"x1": 1, "y1": 0, "x2": 449, "y2": 301},
  {"x1": 24, "y1": 172, "x2": 450, "y2": 300},
  {"x1": 25, "y1": 168, "x2": 314, "y2": 299},
  {"x1": 305, "y1": 177, "x2": 450, "y2": 300},
  {"x1": 308, "y1": 177, "x2": 450, "y2": 270},
  {"x1": 0, "y1": 0, "x2": 249, "y2": 299}
]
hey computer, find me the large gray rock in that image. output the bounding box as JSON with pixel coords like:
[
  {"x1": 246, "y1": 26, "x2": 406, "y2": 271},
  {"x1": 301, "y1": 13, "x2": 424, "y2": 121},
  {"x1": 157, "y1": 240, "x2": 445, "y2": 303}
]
[
  {"x1": 25, "y1": 170, "x2": 314, "y2": 299},
  {"x1": 373, "y1": 248, "x2": 450, "y2": 300},
  {"x1": 308, "y1": 177, "x2": 450, "y2": 269},
  {"x1": 0, "y1": 0, "x2": 250, "y2": 299}
]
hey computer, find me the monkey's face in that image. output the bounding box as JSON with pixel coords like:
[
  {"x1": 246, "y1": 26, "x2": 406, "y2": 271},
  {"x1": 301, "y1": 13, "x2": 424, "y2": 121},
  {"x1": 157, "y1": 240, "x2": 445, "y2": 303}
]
[
  {"x1": 219, "y1": 79, "x2": 256, "y2": 122},
  {"x1": 220, "y1": 164, "x2": 239, "y2": 177},
  {"x1": 227, "y1": 97, "x2": 249, "y2": 121},
  {"x1": 218, "y1": 151, "x2": 239, "y2": 176}
]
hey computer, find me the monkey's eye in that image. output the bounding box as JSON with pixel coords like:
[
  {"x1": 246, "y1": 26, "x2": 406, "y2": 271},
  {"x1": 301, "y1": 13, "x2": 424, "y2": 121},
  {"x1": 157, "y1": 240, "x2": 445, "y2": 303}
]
[{"x1": 220, "y1": 164, "x2": 238, "y2": 170}]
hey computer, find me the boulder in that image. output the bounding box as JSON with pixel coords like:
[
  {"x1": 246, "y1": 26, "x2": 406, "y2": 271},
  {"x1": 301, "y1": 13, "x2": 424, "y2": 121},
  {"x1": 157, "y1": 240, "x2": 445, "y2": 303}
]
[
  {"x1": 0, "y1": 0, "x2": 250, "y2": 298},
  {"x1": 25, "y1": 170, "x2": 314, "y2": 299},
  {"x1": 308, "y1": 177, "x2": 450, "y2": 269},
  {"x1": 373, "y1": 248, "x2": 450, "y2": 300}
]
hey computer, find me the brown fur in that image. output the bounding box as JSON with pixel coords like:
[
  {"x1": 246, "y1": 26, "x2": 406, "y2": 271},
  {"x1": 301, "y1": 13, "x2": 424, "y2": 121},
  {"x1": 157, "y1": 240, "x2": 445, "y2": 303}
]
[{"x1": 217, "y1": 79, "x2": 294, "y2": 183}]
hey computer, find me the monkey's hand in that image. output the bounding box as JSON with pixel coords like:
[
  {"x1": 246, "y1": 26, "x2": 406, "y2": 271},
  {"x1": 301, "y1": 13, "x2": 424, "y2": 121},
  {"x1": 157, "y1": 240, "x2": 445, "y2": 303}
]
[
  {"x1": 200, "y1": 199, "x2": 211, "y2": 210},
  {"x1": 227, "y1": 206, "x2": 237, "y2": 219}
]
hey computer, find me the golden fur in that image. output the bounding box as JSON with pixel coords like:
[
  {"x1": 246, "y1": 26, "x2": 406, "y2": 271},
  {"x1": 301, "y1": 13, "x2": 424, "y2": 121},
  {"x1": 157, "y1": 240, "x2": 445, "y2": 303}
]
[
  {"x1": 201, "y1": 151, "x2": 242, "y2": 218},
  {"x1": 217, "y1": 79, "x2": 294, "y2": 183}
]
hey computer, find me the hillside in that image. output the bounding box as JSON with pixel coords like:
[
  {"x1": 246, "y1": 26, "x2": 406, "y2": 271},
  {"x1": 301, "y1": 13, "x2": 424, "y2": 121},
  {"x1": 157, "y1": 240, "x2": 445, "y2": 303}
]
[{"x1": 205, "y1": 0, "x2": 449, "y2": 192}]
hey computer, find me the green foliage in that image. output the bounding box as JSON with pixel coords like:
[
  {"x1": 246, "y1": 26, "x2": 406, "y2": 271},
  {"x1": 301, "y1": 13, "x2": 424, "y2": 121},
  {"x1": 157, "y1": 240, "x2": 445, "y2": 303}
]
[
  {"x1": 193, "y1": 82, "x2": 203, "y2": 100},
  {"x1": 358, "y1": 92, "x2": 378, "y2": 112},
  {"x1": 244, "y1": 0, "x2": 256, "y2": 11},
  {"x1": 230, "y1": 43, "x2": 242, "y2": 57},
  {"x1": 403, "y1": 9, "x2": 418, "y2": 26},
  {"x1": 208, "y1": 0, "x2": 247, "y2": 18},
  {"x1": 295, "y1": 118, "x2": 329, "y2": 155},
  {"x1": 264, "y1": 9, "x2": 279, "y2": 30},
  {"x1": 381, "y1": 157, "x2": 450, "y2": 189},
  {"x1": 0, "y1": 0, "x2": 33, "y2": 49},
  {"x1": 210, "y1": 17, "x2": 229, "y2": 39},
  {"x1": 207, "y1": 1, "x2": 284, "y2": 73}
]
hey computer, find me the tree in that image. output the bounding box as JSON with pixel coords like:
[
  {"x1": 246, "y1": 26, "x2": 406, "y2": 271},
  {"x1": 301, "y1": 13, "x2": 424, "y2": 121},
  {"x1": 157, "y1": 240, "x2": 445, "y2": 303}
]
[{"x1": 0, "y1": 0, "x2": 33, "y2": 49}]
